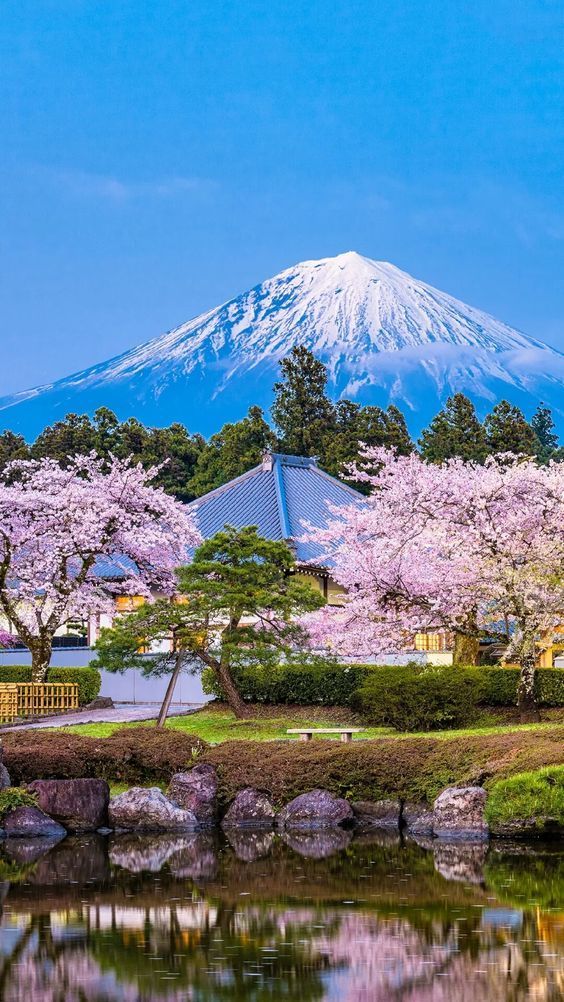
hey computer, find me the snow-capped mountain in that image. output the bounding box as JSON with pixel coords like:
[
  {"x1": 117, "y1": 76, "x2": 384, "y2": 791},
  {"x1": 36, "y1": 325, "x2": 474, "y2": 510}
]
[{"x1": 2, "y1": 251, "x2": 563, "y2": 438}]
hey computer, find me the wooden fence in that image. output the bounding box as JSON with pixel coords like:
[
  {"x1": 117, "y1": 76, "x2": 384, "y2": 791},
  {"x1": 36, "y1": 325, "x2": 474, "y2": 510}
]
[{"x1": 0, "y1": 682, "x2": 79, "y2": 723}]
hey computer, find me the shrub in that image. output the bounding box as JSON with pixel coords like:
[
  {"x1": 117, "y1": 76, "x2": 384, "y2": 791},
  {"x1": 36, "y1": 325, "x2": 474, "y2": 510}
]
[
  {"x1": 203, "y1": 662, "x2": 564, "y2": 710},
  {"x1": 0, "y1": 786, "x2": 37, "y2": 819},
  {"x1": 202, "y1": 726, "x2": 564, "y2": 807},
  {"x1": 353, "y1": 665, "x2": 482, "y2": 731},
  {"x1": 3, "y1": 727, "x2": 207, "y2": 785},
  {"x1": 0, "y1": 666, "x2": 101, "y2": 706}
]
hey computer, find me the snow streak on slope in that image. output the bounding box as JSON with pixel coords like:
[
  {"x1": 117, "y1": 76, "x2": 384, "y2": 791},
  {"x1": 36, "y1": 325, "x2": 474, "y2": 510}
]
[{"x1": 1, "y1": 252, "x2": 563, "y2": 437}]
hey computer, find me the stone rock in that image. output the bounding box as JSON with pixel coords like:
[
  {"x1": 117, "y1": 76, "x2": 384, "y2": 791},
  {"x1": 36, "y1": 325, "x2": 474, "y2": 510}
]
[
  {"x1": 352, "y1": 799, "x2": 401, "y2": 829},
  {"x1": 3, "y1": 806, "x2": 66, "y2": 839},
  {"x1": 168, "y1": 833, "x2": 218, "y2": 880},
  {"x1": 277, "y1": 789, "x2": 354, "y2": 831},
  {"x1": 489, "y1": 816, "x2": 564, "y2": 839},
  {"x1": 108, "y1": 786, "x2": 198, "y2": 832},
  {"x1": 110, "y1": 833, "x2": 201, "y2": 873},
  {"x1": 402, "y1": 802, "x2": 434, "y2": 836},
  {"x1": 168, "y1": 765, "x2": 218, "y2": 826},
  {"x1": 30, "y1": 834, "x2": 110, "y2": 885},
  {"x1": 28, "y1": 778, "x2": 109, "y2": 832},
  {"x1": 222, "y1": 788, "x2": 276, "y2": 829},
  {"x1": 434, "y1": 841, "x2": 488, "y2": 884},
  {"x1": 433, "y1": 786, "x2": 489, "y2": 841},
  {"x1": 282, "y1": 827, "x2": 352, "y2": 859},
  {"x1": 86, "y1": 696, "x2": 114, "y2": 709},
  {"x1": 225, "y1": 829, "x2": 275, "y2": 862},
  {"x1": 0, "y1": 763, "x2": 11, "y2": 789}
]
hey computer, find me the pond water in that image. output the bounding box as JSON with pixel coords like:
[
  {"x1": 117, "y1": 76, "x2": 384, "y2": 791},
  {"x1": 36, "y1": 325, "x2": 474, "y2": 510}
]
[{"x1": 0, "y1": 830, "x2": 561, "y2": 1001}]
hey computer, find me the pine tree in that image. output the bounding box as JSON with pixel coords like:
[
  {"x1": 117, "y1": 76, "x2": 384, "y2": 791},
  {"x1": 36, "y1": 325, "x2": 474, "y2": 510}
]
[
  {"x1": 272, "y1": 346, "x2": 335, "y2": 456},
  {"x1": 531, "y1": 403, "x2": 560, "y2": 463},
  {"x1": 321, "y1": 400, "x2": 413, "y2": 481},
  {"x1": 419, "y1": 394, "x2": 488, "y2": 463},
  {"x1": 188, "y1": 406, "x2": 276, "y2": 497},
  {"x1": 0, "y1": 430, "x2": 30, "y2": 469},
  {"x1": 484, "y1": 400, "x2": 538, "y2": 456}
]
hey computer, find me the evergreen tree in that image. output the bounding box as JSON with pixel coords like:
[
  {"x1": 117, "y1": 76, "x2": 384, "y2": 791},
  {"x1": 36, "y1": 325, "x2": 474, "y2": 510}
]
[
  {"x1": 31, "y1": 412, "x2": 98, "y2": 461},
  {"x1": 419, "y1": 394, "x2": 488, "y2": 463},
  {"x1": 531, "y1": 403, "x2": 561, "y2": 463},
  {"x1": 272, "y1": 346, "x2": 335, "y2": 456},
  {"x1": 188, "y1": 406, "x2": 276, "y2": 497},
  {"x1": 321, "y1": 400, "x2": 413, "y2": 482},
  {"x1": 0, "y1": 430, "x2": 30, "y2": 469},
  {"x1": 484, "y1": 400, "x2": 538, "y2": 456}
]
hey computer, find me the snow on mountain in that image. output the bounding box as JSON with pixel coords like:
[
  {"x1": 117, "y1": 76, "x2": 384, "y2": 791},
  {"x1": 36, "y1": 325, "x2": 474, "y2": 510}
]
[{"x1": 1, "y1": 251, "x2": 563, "y2": 438}]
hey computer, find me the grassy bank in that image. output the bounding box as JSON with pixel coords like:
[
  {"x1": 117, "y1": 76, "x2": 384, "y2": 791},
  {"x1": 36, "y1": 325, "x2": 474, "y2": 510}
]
[{"x1": 486, "y1": 765, "x2": 564, "y2": 832}]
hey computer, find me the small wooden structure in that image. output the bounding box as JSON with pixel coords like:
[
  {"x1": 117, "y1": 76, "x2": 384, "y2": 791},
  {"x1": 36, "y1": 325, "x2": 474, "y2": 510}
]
[
  {"x1": 287, "y1": 727, "x2": 363, "y2": 743},
  {"x1": 0, "y1": 682, "x2": 79, "y2": 723}
]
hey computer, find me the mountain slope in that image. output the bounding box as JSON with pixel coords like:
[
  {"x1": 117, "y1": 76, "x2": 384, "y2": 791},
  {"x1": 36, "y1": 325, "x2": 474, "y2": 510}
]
[{"x1": 1, "y1": 251, "x2": 563, "y2": 438}]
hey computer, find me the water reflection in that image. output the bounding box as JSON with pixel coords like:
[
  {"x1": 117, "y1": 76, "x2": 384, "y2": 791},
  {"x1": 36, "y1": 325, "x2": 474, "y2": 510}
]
[{"x1": 0, "y1": 831, "x2": 561, "y2": 1000}]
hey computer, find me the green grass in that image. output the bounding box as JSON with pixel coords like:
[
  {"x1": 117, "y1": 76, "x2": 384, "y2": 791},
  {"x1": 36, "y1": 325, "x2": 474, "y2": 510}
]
[
  {"x1": 486, "y1": 765, "x2": 564, "y2": 828},
  {"x1": 56, "y1": 704, "x2": 564, "y2": 745}
]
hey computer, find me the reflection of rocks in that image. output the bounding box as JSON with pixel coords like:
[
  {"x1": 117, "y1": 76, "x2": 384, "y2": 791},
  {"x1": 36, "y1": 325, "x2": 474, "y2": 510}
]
[
  {"x1": 433, "y1": 786, "x2": 489, "y2": 841},
  {"x1": 277, "y1": 789, "x2": 354, "y2": 830},
  {"x1": 352, "y1": 800, "x2": 400, "y2": 829},
  {"x1": 403, "y1": 801, "x2": 434, "y2": 836},
  {"x1": 4, "y1": 806, "x2": 66, "y2": 839},
  {"x1": 225, "y1": 829, "x2": 275, "y2": 862},
  {"x1": 433, "y1": 841, "x2": 488, "y2": 884},
  {"x1": 168, "y1": 834, "x2": 218, "y2": 880},
  {"x1": 109, "y1": 786, "x2": 198, "y2": 832},
  {"x1": 168, "y1": 765, "x2": 218, "y2": 826},
  {"x1": 28, "y1": 778, "x2": 110, "y2": 832},
  {"x1": 353, "y1": 829, "x2": 401, "y2": 848},
  {"x1": 489, "y1": 816, "x2": 564, "y2": 838},
  {"x1": 110, "y1": 832, "x2": 218, "y2": 878},
  {"x1": 29, "y1": 834, "x2": 110, "y2": 885},
  {"x1": 282, "y1": 827, "x2": 352, "y2": 858},
  {"x1": 3, "y1": 834, "x2": 65, "y2": 865},
  {"x1": 222, "y1": 788, "x2": 276, "y2": 829}
]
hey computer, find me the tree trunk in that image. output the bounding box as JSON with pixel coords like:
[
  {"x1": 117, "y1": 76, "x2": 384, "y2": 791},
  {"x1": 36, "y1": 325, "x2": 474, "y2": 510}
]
[
  {"x1": 217, "y1": 658, "x2": 249, "y2": 719},
  {"x1": 28, "y1": 636, "x2": 53, "y2": 683},
  {"x1": 517, "y1": 647, "x2": 540, "y2": 722},
  {"x1": 453, "y1": 631, "x2": 480, "y2": 666},
  {"x1": 156, "y1": 651, "x2": 183, "y2": 729}
]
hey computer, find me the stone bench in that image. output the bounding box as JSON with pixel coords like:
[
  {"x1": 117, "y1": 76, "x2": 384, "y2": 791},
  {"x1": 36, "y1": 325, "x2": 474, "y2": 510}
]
[{"x1": 287, "y1": 727, "x2": 363, "y2": 744}]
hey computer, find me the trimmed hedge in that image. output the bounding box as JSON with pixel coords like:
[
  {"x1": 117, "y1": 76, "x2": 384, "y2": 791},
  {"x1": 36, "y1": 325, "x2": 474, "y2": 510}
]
[
  {"x1": 202, "y1": 727, "x2": 564, "y2": 807},
  {"x1": 352, "y1": 665, "x2": 481, "y2": 731},
  {"x1": 3, "y1": 726, "x2": 207, "y2": 785},
  {"x1": 203, "y1": 662, "x2": 564, "y2": 709},
  {"x1": 0, "y1": 666, "x2": 101, "y2": 706}
]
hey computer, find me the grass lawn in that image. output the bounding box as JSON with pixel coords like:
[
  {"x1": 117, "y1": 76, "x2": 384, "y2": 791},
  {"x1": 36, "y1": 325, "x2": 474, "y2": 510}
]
[{"x1": 58, "y1": 702, "x2": 564, "y2": 744}]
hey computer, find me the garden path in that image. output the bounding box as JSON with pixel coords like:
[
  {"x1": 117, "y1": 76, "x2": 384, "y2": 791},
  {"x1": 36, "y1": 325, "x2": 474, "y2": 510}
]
[{"x1": 0, "y1": 703, "x2": 202, "y2": 731}]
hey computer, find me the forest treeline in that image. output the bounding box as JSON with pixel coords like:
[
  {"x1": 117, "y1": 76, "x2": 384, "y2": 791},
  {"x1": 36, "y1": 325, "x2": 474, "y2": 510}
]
[{"x1": 1, "y1": 346, "x2": 562, "y2": 501}]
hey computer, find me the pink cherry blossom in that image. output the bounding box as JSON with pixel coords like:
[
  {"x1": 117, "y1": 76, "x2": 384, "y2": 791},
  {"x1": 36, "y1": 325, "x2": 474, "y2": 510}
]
[
  {"x1": 0, "y1": 453, "x2": 201, "y2": 679},
  {"x1": 303, "y1": 448, "x2": 564, "y2": 717}
]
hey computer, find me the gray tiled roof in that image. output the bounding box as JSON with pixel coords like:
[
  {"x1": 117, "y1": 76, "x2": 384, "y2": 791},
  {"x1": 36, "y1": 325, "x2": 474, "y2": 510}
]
[{"x1": 189, "y1": 453, "x2": 364, "y2": 566}]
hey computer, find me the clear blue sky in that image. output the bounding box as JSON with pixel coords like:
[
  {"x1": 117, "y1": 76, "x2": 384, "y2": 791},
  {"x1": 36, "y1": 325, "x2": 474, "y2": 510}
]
[{"x1": 1, "y1": 1, "x2": 563, "y2": 396}]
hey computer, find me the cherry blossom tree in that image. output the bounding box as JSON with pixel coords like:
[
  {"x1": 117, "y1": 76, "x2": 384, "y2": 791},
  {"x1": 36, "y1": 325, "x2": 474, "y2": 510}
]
[
  {"x1": 0, "y1": 454, "x2": 200, "y2": 681},
  {"x1": 304, "y1": 448, "x2": 564, "y2": 720}
]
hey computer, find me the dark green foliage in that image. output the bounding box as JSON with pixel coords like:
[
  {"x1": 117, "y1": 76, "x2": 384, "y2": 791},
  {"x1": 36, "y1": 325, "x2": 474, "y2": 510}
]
[
  {"x1": 202, "y1": 727, "x2": 564, "y2": 807},
  {"x1": 0, "y1": 430, "x2": 30, "y2": 469},
  {"x1": 531, "y1": 403, "x2": 563, "y2": 463},
  {"x1": 0, "y1": 666, "x2": 101, "y2": 705},
  {"x1": 484, "y1": 400, "x2": 538, "y2": 455},
  {"x1": 272, "y1": 346, "x2": 336, "y2": 456},
  {"x1": 353, "y1": 665, "x2": 482, "y2": 731},
  {"x1": 0, "y1": 787, "x2": 38, "y2": 819},
  {"x1": 321, "y1": 400, "x2": 413, "y2": 483},
  {"x1": 28, "y1": 407, "x2": 205, "y2": 501},
  {"x1": 3, "y1": 727, "x2": 206, "y2": 785},
  {"x1": 188, "y1": 406, "x2": 276, "y2": 497},
  {"x1": 203, "y1": 661, "x2": 564, "y2": 710},
  {"x1": 419, "y1": 394, "x2": 488, "y2": 463},
  {"x1": 485, "y1": 766, "x2": 564, "y2": 830}
]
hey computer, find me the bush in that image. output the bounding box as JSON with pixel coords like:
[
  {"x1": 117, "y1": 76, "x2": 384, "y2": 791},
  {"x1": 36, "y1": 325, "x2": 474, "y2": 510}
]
[
  {"x1": 3, "y1": 727, "x2": 207, "y2": 785},
  {"x1": 353, "y1": 665, "x2": 482, "y2": 731},
  {"x1": 0, "y1": 666, "x2": 101, "y2": 705},
  {"x1": 485, "y1": 765, "x2": 564, "y2": 830},
  {"x1": 203, "y1": 662, "x2": 564, "y2": 710},
  {"x1": 202, "y1": 726, "x2": 564, "y2": 807},
  {"x1": 0, "y1": 786, "x2": 38, "y2": 819}
]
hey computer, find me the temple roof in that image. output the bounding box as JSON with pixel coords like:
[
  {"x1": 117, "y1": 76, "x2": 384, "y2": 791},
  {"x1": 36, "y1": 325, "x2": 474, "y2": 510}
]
[{"x1": 188, "y1": 452, "x2": 364, "y2": 566}]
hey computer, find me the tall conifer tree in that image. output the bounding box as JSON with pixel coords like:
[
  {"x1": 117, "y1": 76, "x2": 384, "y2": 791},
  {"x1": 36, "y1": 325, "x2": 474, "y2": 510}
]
[
  {"x1": 419, "y1": 394, "x2": 487, "y2": 463},
  {"x1": 272, "y1": 346, "x2": 336, "y2": 456},
  {"x1": 484, "y1": 400, "x2": 538, "y2": 456}
]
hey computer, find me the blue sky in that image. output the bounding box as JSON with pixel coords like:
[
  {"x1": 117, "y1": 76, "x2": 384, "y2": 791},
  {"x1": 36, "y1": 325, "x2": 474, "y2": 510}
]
[{"x1": 1, "y1": 0, "x2": 563, "y2": 396}]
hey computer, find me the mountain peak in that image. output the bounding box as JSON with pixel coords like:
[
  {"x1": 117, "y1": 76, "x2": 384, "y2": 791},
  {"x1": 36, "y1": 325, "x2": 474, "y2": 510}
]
[{"x1": 1, "y1": 253, "x2": 563, "y2": 438}]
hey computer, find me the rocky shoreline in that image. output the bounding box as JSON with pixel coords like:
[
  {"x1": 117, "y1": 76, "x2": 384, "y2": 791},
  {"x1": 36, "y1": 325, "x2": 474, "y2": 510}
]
[{"x1": 1, "y1": 760, "x2": 562, "y2": 842}]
